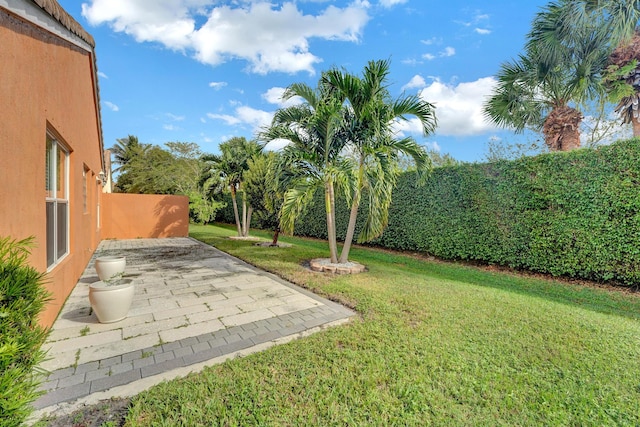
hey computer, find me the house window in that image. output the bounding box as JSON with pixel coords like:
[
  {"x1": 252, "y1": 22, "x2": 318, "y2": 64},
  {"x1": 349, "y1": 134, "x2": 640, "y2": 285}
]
[{"x1": 46, "y1": 133, "x2": 69, "y2": 268}]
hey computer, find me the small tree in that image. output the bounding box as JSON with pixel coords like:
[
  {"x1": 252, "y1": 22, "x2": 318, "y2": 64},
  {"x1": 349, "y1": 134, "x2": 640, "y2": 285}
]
[
  {"x1": 244, "y1": 151, "x2": 287, "y2": 245},
  {"x1": 201, "y1": 137, "x2": 261, "y2": 237}
]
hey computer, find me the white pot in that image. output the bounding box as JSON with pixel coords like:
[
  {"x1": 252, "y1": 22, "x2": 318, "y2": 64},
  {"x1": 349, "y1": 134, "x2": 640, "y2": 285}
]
[
  {"x1": 94, "y1": 256, "x2": 126, "y2": 282},
  {"x1": 89, "y1": 279, "x2": 135, "y2": 323}
]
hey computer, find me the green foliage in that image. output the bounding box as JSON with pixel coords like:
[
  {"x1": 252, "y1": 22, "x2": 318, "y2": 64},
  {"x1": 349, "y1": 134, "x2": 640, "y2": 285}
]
[
  {"x1": 297, "y1": 139, "x2": 640, "y2": 285},
  {"x1": 0, "y1": 236, "x2": 51, "y2": 426}
]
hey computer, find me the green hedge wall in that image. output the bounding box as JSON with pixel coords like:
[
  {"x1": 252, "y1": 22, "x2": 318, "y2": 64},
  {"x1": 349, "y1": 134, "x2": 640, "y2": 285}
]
[{"x1": 294, "y1": 138, "x2": 640, "y2": 285}]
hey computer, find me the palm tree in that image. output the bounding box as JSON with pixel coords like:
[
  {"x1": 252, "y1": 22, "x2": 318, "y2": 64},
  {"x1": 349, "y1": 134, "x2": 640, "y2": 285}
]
[
  {"x1": 260, "y1": 75, "x2": 352, "y2": 263},
  {"x1": 109, "y1": 135, "x2": 149, "y2": 173},
  {"x1": 323, "y1": 59, "x2": 437, "y2": 263},
  {"x1": 201, "y1": 137, "x2": 261, "y2": 237},
  {"x1": 243, "y1": 151, "x2": 288, "y2": 246},
  {"x1": 528, "y1": 0, "x2": 640, "y2": 136},
  {"x1": 484, "y1": 0, "x2": 610, "y2": 151}
]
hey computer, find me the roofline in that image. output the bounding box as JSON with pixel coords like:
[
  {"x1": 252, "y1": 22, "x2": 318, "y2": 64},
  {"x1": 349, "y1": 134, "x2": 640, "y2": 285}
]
[
  {"x1": 1, "y1": 0, "x2": 106, "y2": 173},
  {"x1": 32, "y1": 0, "x2": 94, "y2": 46}
]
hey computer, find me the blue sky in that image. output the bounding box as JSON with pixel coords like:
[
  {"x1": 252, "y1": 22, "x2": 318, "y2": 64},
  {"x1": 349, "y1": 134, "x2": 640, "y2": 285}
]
[{"x1": 57, "y1": 0, "x2": 552, "y2": 162}]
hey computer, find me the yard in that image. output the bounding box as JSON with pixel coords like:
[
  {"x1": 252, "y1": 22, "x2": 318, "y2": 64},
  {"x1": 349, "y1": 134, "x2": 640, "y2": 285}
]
[{"x1": 49, "y1": 223, "x2": 640, "y2": 426}]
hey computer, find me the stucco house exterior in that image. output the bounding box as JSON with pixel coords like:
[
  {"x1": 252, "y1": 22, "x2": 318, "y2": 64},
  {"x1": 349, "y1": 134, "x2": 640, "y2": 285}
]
[{"x1": 0, "y1": 0, "x2": 189, "y2": 327}]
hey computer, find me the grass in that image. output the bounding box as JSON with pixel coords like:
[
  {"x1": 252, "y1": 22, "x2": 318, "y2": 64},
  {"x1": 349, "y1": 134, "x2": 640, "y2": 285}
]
[{"x1": 121, "y1": 223, "x2": 640, "y2": 426}]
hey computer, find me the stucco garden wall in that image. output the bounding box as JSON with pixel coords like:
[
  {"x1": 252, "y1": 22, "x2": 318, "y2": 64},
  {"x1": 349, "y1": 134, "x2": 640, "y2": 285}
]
[{"x1": 102, "y1": 194, "x2": 189, "y2": 239}]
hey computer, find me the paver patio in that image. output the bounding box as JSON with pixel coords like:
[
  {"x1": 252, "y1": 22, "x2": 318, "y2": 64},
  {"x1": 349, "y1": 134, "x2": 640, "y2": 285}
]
[{"x1": 33, "y1": 237, "x2": 354, "y2": 418}]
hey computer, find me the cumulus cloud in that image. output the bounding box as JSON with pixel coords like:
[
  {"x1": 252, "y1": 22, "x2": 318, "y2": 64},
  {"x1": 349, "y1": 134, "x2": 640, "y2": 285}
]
[
  {"x1": 418, "y1": 77, "x2": 499, "y2": 136},
  {"x1": 82, "y1": 0, "x2": 370, "y2": 74},
  {"x1": 103, "y1": 101, "x2": 119, "y2": 111},
  {"x1": 262, "y1": 87, "x2": 303, "y2": 108}
]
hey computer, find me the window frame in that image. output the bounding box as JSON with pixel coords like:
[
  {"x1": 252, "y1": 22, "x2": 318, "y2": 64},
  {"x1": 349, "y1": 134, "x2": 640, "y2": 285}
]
[{"x1": 46, "y1": 132, "x2": 70, "y2": 269}]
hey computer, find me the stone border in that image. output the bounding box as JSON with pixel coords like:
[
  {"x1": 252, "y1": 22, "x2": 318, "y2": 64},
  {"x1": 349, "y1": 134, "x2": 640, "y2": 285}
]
[{"x1": 309, "y1": 258, "x2": 366, "y2": 274}]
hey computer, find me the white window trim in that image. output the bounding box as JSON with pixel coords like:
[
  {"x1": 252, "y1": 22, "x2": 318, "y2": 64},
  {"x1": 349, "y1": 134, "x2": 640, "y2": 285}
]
[{"x1": 46, "y1": 132, "x2": 70, "y2": 270}]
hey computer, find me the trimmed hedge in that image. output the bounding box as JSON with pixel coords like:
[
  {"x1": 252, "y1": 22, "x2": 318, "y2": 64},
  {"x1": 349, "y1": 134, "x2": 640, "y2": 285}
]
[{"x1": 293, "y1": 138, "x2": 640, "y2": 285}]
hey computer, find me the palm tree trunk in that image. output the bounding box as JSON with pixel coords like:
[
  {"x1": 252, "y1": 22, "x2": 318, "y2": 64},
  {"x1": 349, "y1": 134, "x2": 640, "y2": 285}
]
[
  {"x1": 271, "y1": 227, "x2": 280, "y2": 246},
  {"x1": 632, "y1": 115, "x2": 640, "y2": 137},
  {"x1": 245, "y1": 206, "x2": 253, "y2": 237},
  {"x1": 240, "y1": 190, "x2": 249, "y2": 237},
  {"x1": 325, "y1": 179, "x2": 339, "y2": 264},
  {"x1": 339, "y1": 161, "x2": 364, "y2": 264},
  {"x1": 230, "y1": 186, "x2": 242, "y2": 236}
]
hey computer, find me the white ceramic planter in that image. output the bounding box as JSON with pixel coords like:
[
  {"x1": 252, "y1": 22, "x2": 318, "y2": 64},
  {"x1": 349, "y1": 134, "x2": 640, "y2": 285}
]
[
  {"x1": 89, "y1": 279, "x2": 135, "y2": 323},
  {"x1": 94, "y1": 256, "x2": 126, "y2": 282}
]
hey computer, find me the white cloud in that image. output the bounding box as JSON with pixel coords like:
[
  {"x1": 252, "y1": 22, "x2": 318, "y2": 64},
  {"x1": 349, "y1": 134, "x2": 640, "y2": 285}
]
[
  {"x1": 207, "y1": 105, "x2": 274, "y2": 131},
  {"x1": 209, "y1": 81, "x2": 227, "y2": 90},
  {"x1": 103, "y1": 101, "x2": 119, "y2": 111},
  {"x1": 166, "y1": 113, "x2": 185, "y2": 121},
  {"x1": 262, "y1": 87, "x2": 303, "y2": 107},
  {"x1": 263, "y1": 138, "x2": 291, "y2": 151},
  {"x1": 378, "y1": 0, "x2": 407, "y2": 8},
  {"x1": 163, "y1": 124, "x2": 180, "y2": 130},
  {"x1": 82, "y1": 1, "x2": 370, "y2": 74},
  {"x1": 98, "y1": 71, "x2": 108, "y2": 79},
  {"x1": 441, "y1": 46, "x2": 455, "y2": 57},
  {"x1": 207, "y1": 113, "x2": 242, "y2": 126},
  {"x1": 418, "y1": 77, "x2": 499, "y2": 136},
  {"x1": 423, "y1": 47, "x2": 455, "y2": 60},
  {"x1": 475, "y1": 28, "x2": 491, "y2": 35},
  {"x1": 402, "y1": 75, "x2": 426, "y2": 91},
  {"x1": 420, "y1": 37, "x2": 440, "y2": 46}
]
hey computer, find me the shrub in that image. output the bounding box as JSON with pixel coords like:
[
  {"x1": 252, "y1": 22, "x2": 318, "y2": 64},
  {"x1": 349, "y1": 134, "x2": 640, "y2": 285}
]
[{"x1": 0, "y1": 236, "x2": 51, "y2": 427}]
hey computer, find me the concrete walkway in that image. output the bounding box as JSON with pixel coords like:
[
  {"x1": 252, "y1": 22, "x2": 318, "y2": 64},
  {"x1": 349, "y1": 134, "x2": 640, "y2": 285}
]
[{"x1": 33, "y1": 237, "x2": 354, "y2": 418}]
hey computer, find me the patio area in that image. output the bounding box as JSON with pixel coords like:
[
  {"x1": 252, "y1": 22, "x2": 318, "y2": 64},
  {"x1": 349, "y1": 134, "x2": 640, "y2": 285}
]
[{"x1": 33, "y1": 237, "x2": 354, "y2": 417}]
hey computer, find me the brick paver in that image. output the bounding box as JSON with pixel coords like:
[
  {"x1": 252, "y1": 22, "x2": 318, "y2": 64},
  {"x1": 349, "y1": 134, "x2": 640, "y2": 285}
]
[{"x1": 34, "y1": 237, "x2": 354, "y2": 416}]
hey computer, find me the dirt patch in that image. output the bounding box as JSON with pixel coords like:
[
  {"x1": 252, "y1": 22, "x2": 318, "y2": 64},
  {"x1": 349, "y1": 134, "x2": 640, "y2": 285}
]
[
  {"x1": 253, "y1": 241, "x2": 292, "y2": 248},
  {"x1": 38, "y1": 397, "x2": 130, "y2": 427}
]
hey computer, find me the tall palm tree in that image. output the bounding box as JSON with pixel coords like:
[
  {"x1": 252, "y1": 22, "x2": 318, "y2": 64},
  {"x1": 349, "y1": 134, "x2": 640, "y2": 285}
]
[
  {"x1": 529, "y1": 0, "x2": 640, "y2": 136},
  {"x1": 201, "y1": 137, "x2": 261, "y2": 237},
  {"x1": 324, "y1": 59, "x2": 437, "y2": 263},
  {"x1": 484, "y1": 0, "x2": 610, "y2": 151},
  {"x1": 260, "y1": 75, "x2": 353, "y2": 264}
]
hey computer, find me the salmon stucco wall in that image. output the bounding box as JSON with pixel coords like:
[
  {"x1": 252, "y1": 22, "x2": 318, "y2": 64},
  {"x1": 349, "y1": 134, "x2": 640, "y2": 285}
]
[
  {"x1": 102, "y1": 194, "x2": 189, "y2": 239},
  {"x1": 0, "y1": 8, "x2": 104, "y2": 327}
]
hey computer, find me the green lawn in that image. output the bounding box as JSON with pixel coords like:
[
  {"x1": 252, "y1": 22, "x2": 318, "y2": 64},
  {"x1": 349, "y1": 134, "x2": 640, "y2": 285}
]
[{"x1": 124, "y1": 223, "x2": 640, "y2": 426}]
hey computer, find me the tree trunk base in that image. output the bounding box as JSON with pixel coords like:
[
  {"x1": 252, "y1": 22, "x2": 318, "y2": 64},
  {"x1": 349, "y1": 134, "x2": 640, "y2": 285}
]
[{"x1": 308, "y1": 258, "x2": 366, "y2": 274}]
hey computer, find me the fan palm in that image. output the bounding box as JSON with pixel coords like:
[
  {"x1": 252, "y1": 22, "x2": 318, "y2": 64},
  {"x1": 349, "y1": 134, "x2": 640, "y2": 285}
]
[
  {"x1": 323, "y1": 59, "x2": 436, "y2": 263},
  {"x1": 260, "y1": 75, "x2": 353, "y2": 263},
  {"x1": 484, "y1": 0, "x2": 610, "y2": 151}
]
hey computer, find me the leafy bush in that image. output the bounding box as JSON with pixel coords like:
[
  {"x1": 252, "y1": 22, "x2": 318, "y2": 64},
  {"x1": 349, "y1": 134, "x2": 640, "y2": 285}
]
[
  {"x1": 294, "y1": 138, "x2": 640, "y2": 285},
  {"x1": 0, "y1": 236, "x2": 51, "y2": 427}
]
